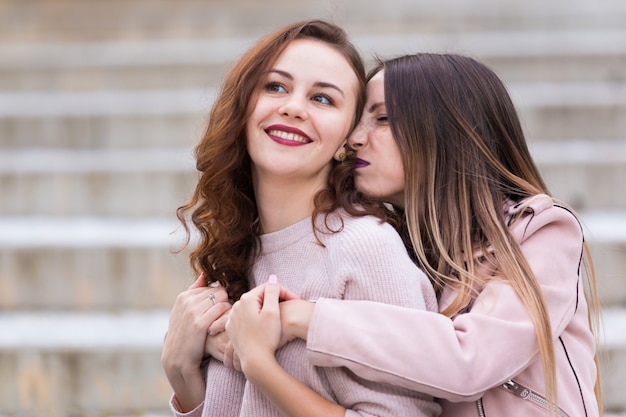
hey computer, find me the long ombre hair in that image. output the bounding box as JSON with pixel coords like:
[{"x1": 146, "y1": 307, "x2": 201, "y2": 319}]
[
  {"x1": 376, "y1": 53, "x2": 602, "y2": 413},
  {"x1": 176, "y1": 20, "x2": 366, "y2": 301}
]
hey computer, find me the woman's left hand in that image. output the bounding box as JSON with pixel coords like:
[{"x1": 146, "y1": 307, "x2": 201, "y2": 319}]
[{"x1": 226, "y1": 275, "x2": 296, "y2": 374}]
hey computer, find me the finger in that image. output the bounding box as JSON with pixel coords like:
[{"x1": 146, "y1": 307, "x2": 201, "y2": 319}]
[
  {"x1": 188, "y1": 272, "x2": 207, "y2": 289},
  {"x1": 201, "y1": 301, "x2": 231, "y2": 330},
  {"x1": 205, "y1": 287, "x2": 229, "y2": 304},
  {"x1": 205, "y1": 332, "x2": 227, "y2": 362},
  {"x1": 262, "y1": 275, "x2": 281, "y2": 311},
  {"x1": 188, "y1": 286, "x2": 229, "y2": 306},
  {"x1": 223, "y1": 342, "x2": 235, "y2": 369},
  {"x1": 240, "y1": 283, "x2": 267, "y2": 303},
  {"x1": 278, "y1": 284, "x2": 301, "y2": 302},
  {"x1": 233, "y1": 350, "x2": 242, "y2": 372},
  {"x1": 208, "y1": 308, "x2": 231, "y2": 335}
]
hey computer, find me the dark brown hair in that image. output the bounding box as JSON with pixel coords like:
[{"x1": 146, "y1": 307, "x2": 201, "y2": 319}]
[
  {"x1": 176, "y1": 20, "x2": 366, "y2": 301},
  {"x1": 373, "y1": 53, "x2": 601, "y2": 413}
]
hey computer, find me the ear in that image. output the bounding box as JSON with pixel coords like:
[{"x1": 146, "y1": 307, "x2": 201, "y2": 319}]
[{"x1": 333, "y1": 140, "x2": 348, "y2": 161}]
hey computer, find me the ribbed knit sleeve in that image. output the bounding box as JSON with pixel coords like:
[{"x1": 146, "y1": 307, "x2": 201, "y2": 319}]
[
  {"x1": 326, "y1": 214, "x2": 437, "y2": 312},
  {"x1": 318, "y1": 214, "x2": 440, "y2": 416}
]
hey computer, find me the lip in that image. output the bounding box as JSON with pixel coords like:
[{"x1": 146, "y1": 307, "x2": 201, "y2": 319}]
[
  {"x1": 354, "y1": 157, "x2": 370, "y2": 169},
  {"x1": 265, "y1": 124, "x2": 312, "y2": 146}
]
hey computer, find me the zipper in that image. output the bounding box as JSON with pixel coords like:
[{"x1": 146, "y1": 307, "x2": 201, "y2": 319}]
[
  {"x1": 476, "y1": 398, "x2": 486, "y2": 417},
  {"x1": 500, "y1": 380, "x2": 570, "y2": 417}
]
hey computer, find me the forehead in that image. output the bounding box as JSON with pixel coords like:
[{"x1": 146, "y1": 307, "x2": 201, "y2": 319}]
[
  {"x1": 366, "y1": 70, "x2": 385, "y2": 102},
  {"x1": 271, "y1": 38, "x2": 358, "y2": 86}
]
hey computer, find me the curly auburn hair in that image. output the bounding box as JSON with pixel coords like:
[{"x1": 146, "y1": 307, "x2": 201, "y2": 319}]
[{"x1": 176, "y1": 20, "x2": 367, "y2": 301}]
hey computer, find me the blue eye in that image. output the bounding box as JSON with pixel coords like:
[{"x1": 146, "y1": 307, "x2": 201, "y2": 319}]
[
  {"x1": 313, "y1": 94, "x2": 334, "y2": 105},
  {"x1": 266, "y1": 82, "x2": 287, "y2": 93}
]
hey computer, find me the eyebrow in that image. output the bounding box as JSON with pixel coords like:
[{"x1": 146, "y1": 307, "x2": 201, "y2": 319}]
[
  {"x1": 269, "y1": 69, "x2": 345, "y2": 97},
  {"x1": 367, "y1": 101, "x2": 385, "y2": 113}
]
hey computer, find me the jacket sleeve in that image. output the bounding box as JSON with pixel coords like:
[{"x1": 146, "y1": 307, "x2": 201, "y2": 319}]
[
  {"x1": 322, "y1": 218, "x2": 440, "y2": 416},
  {"x1": 307, "y1": 204, "x2": 583, "y2": 401}
]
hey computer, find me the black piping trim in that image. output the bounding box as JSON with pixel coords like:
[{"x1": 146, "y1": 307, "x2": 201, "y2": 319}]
[
  {"x1": 553, "y1": 204, "x2": 584, "y2": 312},
  {"x1": 559, "y1": 336, "x2": 588, "y2": 417}
]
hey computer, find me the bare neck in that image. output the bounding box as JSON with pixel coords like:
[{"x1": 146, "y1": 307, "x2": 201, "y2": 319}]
[{"x1": 254, "y1": 175, "x2": 326, "y2": 234}]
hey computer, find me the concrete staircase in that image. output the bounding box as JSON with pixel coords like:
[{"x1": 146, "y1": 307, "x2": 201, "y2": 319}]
[{"x1": 0, "y1": 0, "x2": 625, "y2": 415}]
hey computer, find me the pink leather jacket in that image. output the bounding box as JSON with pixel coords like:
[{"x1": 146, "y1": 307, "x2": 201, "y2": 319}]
[{"x1": 306, "y1": 194, "x2": 599, "y2": 416}]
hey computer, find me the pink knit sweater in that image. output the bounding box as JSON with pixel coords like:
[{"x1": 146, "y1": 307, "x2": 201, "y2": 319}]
[{"x1": 171, "y1": 211, "x2": 440, "y2": 417}]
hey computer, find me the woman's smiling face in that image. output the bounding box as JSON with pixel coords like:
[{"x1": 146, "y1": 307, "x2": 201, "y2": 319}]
[{"x1": 245, "y1": 38, "x2": 359, "y2": 183}]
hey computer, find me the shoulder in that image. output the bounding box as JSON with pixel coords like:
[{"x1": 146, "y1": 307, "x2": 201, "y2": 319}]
[
  {"x1": 506, "y1": 194, "x2": 583, "y2": 244},
  {"x1": 323, "y1": 211, "x2": 403, "y2": 246},
  {"x1": 324, "y1": 213, "x2": 418, "y2": 276},
  {"x1": 321, "y1": 212, "x2": 435, "y2": 309}
]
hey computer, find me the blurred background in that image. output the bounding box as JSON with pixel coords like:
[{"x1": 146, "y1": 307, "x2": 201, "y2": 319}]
[{"x1": 0, "y1": 0, "x2": 625, "y2": 416}]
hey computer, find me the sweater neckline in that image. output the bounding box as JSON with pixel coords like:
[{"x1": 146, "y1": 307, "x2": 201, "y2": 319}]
[{"x1": 259, "y1": 216, "x2": 313, "y2": 254}]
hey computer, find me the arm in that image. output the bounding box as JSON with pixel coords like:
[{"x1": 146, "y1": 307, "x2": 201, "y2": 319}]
[
  {"x1": 305, "y1": 205, "x2": 584, "y2": 400},
  {"x1": 161, "y1": 274, "x2": 230, "y2": 412}
]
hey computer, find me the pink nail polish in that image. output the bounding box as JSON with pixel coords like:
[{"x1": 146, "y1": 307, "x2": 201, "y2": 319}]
[{"x1": 268, "y1": 274, "x2": 278, "y2": 285}]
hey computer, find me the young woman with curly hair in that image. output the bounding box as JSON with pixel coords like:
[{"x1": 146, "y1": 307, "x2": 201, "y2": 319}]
[{"x1": 161, "y1": 21, "x2": 441, "y2": 417}]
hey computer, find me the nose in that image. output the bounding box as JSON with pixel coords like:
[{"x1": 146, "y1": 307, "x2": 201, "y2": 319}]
[
  {"x1": 348, "y1": 120, "x2": 368, "y2": 149},
  {"x1": 279, "y1": 93, "x2": 308, "y2": 120}
]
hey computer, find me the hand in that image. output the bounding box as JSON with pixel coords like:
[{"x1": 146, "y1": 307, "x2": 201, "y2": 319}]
[
  {"x1": 205, "y1": 309, "x2": 231, "y2": 362},
  {"x1": 226, "y1": 275, "x2": 284, "y2": 374},
  {"x1": 162, "y1": 274, "x2": 230, "y2": 373},
  {"x1": 220, "y1": 298, "x2": 314, "y2": 368},
  {"x1": 161, "y1": 273, "x2": 230, "y2": 411},
  {"x1": 223, "y1": 341, "x2": 242, "y2": 371}
]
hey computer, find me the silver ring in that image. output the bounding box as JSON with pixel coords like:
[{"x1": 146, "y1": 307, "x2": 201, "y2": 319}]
[{"x1": 208, "y1": 293, "x2": 216, "y2": 305}]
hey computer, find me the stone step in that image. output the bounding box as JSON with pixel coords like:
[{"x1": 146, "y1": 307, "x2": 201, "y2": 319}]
[
  {"x1": 2, "y1": 29, "x2": 625, "y2": 91},
  {"x1": 531, "y1": 140, "x2": 626, "y2": 212},
  {"x1": 1, "y1": 140, "x2": 624, "y2": 218},
  {"x1": 0, "y1": 310, "x2": 171, "y2": 416},
  {"x1": 0, "y1": 149, "x2": 197, "y2": 217},
  {"x1": 1, "y1": 81, "x2": 625, "y2": 151},
  {"x1": 0, "y1": 89, "x2": 207, "y2": 149},
  {"x1": 599, "y1": 308, "x2": 626, "y2": 413},
  {"x1": 2, "y1": 0, "x2": 625, "y2": 43},
  {"x1": 364, "y1": 29, "x2": 626, "y2": 84},
  {"x1": 0, "y1": 211, "x2": 624, "y2": 310},
  {"x1": 511, "y1": 82, "x2": 626, "y2": 141},
  {"x1": 0, "y1": 217, "x2": 191, "y2": 310},
  {"x1": 0, "y1": 307, "x2": 624, "y2": 415},
  {"x1": 578, "y1": 211, "x2": 626, "y2": 308},
  {"x1": 0, "y1": 89, "x2": 209, "y2": 150}
]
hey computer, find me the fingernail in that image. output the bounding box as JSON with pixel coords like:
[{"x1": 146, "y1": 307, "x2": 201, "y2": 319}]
[{"x1": 268, "y1": 274, "x2": 278, "y2": 285}]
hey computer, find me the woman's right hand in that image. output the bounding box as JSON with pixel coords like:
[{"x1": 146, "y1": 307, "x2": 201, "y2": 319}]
[
  {"x1": 205, "y1": 309, "x2": 231, "y2": 362},
  {"x1": 161, "y1": 274, "x2": 230, "y2": 412}
]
